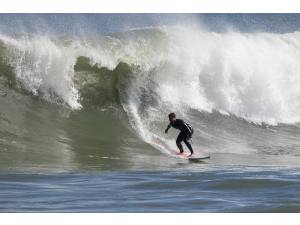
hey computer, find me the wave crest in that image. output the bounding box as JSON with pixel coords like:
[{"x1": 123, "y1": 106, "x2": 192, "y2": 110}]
[{"x1": 1, "y1": 27, "x2": 300, "y2": 125}]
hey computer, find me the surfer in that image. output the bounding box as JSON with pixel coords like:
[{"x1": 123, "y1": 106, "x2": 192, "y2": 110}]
[{"x1": 165, "y1": 113, "x2": 194, "y2": 156}]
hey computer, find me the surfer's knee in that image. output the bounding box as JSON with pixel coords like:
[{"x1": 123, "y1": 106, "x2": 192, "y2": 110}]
[
  {"x1": 176, "y1": 141, "x2": 182, "y2": 147},
  {"x1": 176, "y1": 138, "x2": 184, "y2": 148}
]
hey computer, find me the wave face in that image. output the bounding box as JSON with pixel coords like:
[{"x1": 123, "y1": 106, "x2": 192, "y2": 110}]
[{"x1": 1, "y1": 25, "x2": 300, "y2": 171}]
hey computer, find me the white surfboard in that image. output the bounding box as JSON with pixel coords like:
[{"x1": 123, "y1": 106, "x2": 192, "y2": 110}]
[
  {"x1": 188, "y1": 156, "x2": 211, "y2": 162},
  {"x1": 176, "y1": 152, "x2": 210, "y2": 162}
]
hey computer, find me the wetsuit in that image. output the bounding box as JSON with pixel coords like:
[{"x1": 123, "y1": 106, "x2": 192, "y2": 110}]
[{"x1": 166, "y1": 119, "x2": 194, "y2": 154}]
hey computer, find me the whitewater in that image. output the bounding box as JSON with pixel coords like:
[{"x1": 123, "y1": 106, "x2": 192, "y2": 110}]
[{"x1": 1, "y1": 14, "x2": 300, "y2": 212}]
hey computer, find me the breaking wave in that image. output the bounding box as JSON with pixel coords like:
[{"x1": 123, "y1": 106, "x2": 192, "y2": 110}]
[
  {"x1": 1, "y1": 26, "x2": 300, "y2": 161},
  {"x1": 1, "y1": 27, "x2": 300, "y2": 125}
]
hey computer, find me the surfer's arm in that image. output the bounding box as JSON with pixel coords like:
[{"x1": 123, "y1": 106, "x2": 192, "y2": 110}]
[{"x1": 165, "y1": 124, "x2": 171, "y2": 134}]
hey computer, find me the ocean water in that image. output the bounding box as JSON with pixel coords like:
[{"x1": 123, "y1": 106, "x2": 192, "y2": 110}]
[
  {"x1": 1, "y1": 168, "x2": 300, "y2": 213},
  {"x1": 1, "y1": 14, "x2": 300, "y2": 212}
]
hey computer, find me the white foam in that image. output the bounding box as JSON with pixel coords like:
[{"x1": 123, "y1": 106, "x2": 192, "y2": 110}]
[
  {"x1": 157, "y1": 27, "x2": 300, "y2": 125},
  {"x1": 1, "y1": 35, "x2": 83, "y2": 109}
]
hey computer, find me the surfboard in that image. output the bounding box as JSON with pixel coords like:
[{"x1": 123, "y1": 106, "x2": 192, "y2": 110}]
[
  {"x1": 176, "y1": 152, "x2": 210, "y2": 162},
  {"x1": 188, "y1": 156, "x2": 210, "y2": 162}
]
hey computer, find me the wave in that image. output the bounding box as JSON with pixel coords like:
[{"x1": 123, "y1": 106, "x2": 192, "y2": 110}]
[
  {"x1": 1, "y1": 26, "x2": 300, "y2": 170},
  {"x1": 1, "y1": 27, "x2": 300, "y2": 156},
  {"x1": 1, "y1": 27, "x2": 300, "y2": 125}
]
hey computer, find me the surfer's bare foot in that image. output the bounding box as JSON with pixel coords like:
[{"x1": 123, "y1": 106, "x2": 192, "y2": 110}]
[
  {"x1": 188, "y1": 153, "x2": 194, "y2": 157},
  {"x1": 177, "y1": 152, "x2": 184, "y2": 155}
]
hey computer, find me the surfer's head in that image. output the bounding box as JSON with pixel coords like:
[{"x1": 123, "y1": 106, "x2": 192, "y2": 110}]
[{"x1": 168, "y1": 113, "x2": 176, "y2": 122}]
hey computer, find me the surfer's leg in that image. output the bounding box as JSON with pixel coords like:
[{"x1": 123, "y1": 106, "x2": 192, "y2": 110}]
[
  {"x1": 176, "y1": 132, "x2": 184, "y2": 153},
  {"x1": 183, "y1": 134, "x2": 194, "y2": 155}
]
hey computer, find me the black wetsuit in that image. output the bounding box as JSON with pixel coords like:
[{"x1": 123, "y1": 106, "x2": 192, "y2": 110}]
[{"x1": 166, "y1": 119, "x2": 194, "y2": 154}]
